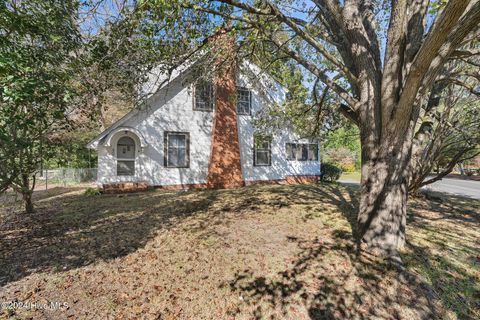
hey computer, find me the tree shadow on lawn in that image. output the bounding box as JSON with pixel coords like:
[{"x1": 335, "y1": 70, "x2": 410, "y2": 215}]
[
  {"x1": 404, "y1": 192, "x2": 480, "y2": 319},
  {"x1": 0, "y1": 186, "x2": 82, "y2": 207},
  {"x1": 225, "y1": 228, "x2": 438, "y2": 319},
  {"x1": 0, "y1": 185, "x2": 291, "y2": 287},
  {"x1": 260, "y1": 183, "x2": 360, "y2": 236},
  {"x1": 226, "y1": 234, "x2": 445, "y2": 319},
  {"x1": 223, "y1": 185, "x2": 480, "y2": 319},
  {"x1": 306, "y1": 183, "x2": 360, "y2": 237},
  {"x1": 0, "y1": 188, "x2": 223, "y2": 286},
  {"x1": 1, "y1": 183, "x2": 478, "y2": 319}
]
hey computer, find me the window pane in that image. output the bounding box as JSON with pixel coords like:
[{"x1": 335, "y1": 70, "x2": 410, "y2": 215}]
[
  {"x1": 256, "y1": 151, "x2": 269, "y2": 165},
  {"x1": 169, "y1": 134, "x2": 185, "y2": 148},
  {"x1": 295, "y1": 144, "x2": 303, "y2": 160},
  {"x1": 309, "y1": 144, "x2": 319, "y2": 161},
  {"x1": 286, "y1": 144, "x2": 292, "y2": 160},
  {"x1": 177, "y1": 148, "x2": 186, "y2": 167},
  {"x1": 290, "y1": 144, "x2": 297, "y2": 160},
  {"x1": 117, "y1": 136, "x2": 135, "y2": 159},
  {"x1": 167, "y1": 148, "x2": 178, "y2": 167},
  {"x1": 237, "y1": 101, "x2": 250, "y2": 114},
  {"x1": 167, "y1": 148, "x2": 186, "y2": 167},
  {"x1": 301, "y1": 144, "x2": 308, "y2": 161},
  {"x1": 165, "y1": 132, "x2": 189, "y2": 168},
  {"x1": 168, "y1": 135, "x2": 177, "y2": 148},
  {"x1": 195, "y1": 82, "x2": 213, "y2": 110},
  {"x1": 117, "y1": 160, "x2": 134, "y2": 176},
  {"x1": 254, "y1": 135, "x2": 271, "y2": 166},
  {"x1": 237, "y1": 88, "x2": 251, "y2": 115}
]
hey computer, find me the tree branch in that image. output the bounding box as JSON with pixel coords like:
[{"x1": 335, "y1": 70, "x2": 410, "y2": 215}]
[
  {"x1": 436, "y1": 77, "x2": 480, "y2": 96},
  {"x1": 263, "y1": 0, "x2": 358, "y2": 83},
  {"x1": 420, "y1": 147, "x2": 478, "y2": 187},
  {"x1": 264, "y1": 33, "x2": 358, "y2": 108},
  {"x1": 450, "y1": 49, "x2": 480, "y2": 59},
  {"x1": 393, "y1": 0, "x2": 478, "y2": 131},
  {"x1": 338, "y1": 103, "x2": 359, "y2": 125},
  {"x1": 217, "y1": 0, "x2": 358, "y2": 82}
]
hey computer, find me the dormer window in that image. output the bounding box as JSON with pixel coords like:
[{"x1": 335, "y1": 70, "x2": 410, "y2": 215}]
[
  {"x1": 193, "y1": 81, "x2": 214, "y2": 111},
  {"x1": 237, "y1": 87, "x2": 251, "y2": 115}
]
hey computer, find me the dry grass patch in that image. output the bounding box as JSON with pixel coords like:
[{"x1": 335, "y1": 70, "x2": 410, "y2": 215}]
[{"x1": 0, "y1": 183, "x2": 478, "y2": 319}]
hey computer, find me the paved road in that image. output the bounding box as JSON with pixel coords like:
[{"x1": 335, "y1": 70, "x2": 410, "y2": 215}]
[
  {"x1": 338, "y1": 177, "x2": 480, "y2": 199},
  {"x1": 423, "y1": 178, "x2": 480, "y2": 199}
]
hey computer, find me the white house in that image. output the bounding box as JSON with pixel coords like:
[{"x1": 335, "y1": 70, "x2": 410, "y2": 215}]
[{"x1": 87, "y1": 59, "x2": 321, "y2": 191}]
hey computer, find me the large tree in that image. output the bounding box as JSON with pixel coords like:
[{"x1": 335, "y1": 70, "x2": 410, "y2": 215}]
[
  {"x1": 0, "y1": 0, "x2": 80, "y2": 212},
  {"x1": 409, "y1": 79, "x2": 479, "y2": 193},
  {"x1": 0, "y1": 0, "x2": 165, "y2": 212},
  {"x1": 129, "y1": 0, "x2": 480, "y2": 257}
]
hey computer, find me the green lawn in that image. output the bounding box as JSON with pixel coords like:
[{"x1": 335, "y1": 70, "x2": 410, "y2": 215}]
[
  {"x1": 339, "y1": 171, "x2": 361, "y2": 182},
  {"x1": 1, "y1": 183, "x2": 478, "y2": 319}
]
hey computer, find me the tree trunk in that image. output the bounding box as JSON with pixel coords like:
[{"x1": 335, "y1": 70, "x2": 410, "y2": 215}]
[
  {"x1": 458, "y1": 162, "x2": 465, "y2": 176},
  {"x1": 356, "y1": 131, "x2": 412, "y2": 257},
  {"x1": 21, "y1": 173, "x2": 35, "y2": 213},
  {"x1": 23, "y1": 191, "x2": 34, "y2": 213}
]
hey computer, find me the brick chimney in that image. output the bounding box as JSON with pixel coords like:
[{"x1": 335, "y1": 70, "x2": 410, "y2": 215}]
[{"x1": 206, "y1": 29, "x2": 244, "y2": 188}]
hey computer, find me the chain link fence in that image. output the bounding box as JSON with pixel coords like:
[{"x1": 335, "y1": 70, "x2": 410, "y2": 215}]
[
  {"x1": 1, "y1": 168, "x2": 97, "y2": 205},
  {"x1": 35, "y1": 168, "x2": 97, "y2": 190}
]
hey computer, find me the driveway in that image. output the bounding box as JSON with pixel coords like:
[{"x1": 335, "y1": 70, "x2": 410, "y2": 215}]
[{"x1": 338, "y1": 177, "x2": 480, "y2": 199}]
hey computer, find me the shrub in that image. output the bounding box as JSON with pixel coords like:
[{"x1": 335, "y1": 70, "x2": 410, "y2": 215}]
[
  {"x1": 321, "y1": 163, "x2": 342, "y2": 182},
  {"x1": 84, "y1": 187, "x2": 101, "y2": 196},
  {"x1": 340, "y1": 162, "x2": 356, "y2": 173},
  {"x1": 324, "y1": 147, "x2": 356, "y2": 172}
]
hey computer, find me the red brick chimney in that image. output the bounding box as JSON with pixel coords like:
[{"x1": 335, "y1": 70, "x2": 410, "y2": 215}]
[{"x1": 206, "y1": 29, "x2": 244, "y2": 188}]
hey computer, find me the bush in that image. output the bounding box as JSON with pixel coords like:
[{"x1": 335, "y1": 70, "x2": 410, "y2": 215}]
[
  {"x1": 84, "y1": 187, "x2": 101, "y2": 196},
  {"x1": 321, "y1": 163, "x2": 342, "y2": 182},
  {"x1": 340, "y1": 162, "x2": 356, "y2": 173},
  {"x1": 324, "y1": 147, "x2": 357, "y2": 172}
]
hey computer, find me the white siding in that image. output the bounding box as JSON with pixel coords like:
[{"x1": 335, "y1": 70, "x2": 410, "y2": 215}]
[
  {"x1": 95, "y1": 70, "x2": 320, "y2": 186},
  {"x1": 97, "y1": 74, "x2": 214, "y2": 186},
  {"x1": 237, "y1": 75, "x2": 321, "y2": 182}
]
